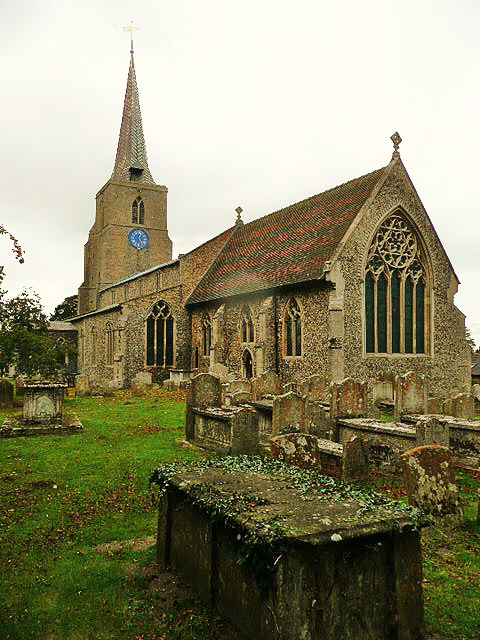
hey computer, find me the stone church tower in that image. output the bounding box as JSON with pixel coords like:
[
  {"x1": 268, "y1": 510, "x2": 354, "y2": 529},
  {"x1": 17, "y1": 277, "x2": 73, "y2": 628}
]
[{"x1": 78, "y1": 46, "x2": 172, "y2": 314}]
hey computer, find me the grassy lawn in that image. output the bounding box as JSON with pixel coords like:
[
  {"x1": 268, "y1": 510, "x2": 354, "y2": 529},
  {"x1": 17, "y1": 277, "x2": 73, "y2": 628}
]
[{"x1": 1, "y1": 390, "x2": 479, "y2": 639}]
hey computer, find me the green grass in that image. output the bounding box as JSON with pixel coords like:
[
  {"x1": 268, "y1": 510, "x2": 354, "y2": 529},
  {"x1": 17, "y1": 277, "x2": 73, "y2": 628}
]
[
  {"x1": 1, "y1": 393, "x2": 479, "y2": 639},
  {"x1": 0, "y1": 391, "x2": 232, "y2": 640}
]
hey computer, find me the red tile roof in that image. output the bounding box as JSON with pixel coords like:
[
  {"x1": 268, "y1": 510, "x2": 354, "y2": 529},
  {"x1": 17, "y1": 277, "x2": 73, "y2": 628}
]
[{"x1": 187, "y1": 166, "x2": 387, "y2": 304}]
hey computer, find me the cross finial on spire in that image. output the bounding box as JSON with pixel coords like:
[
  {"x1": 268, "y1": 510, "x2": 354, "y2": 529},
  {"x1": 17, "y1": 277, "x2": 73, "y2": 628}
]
[
  {"x1": 390, "y1": 131, "x2": 402, "y2": 158},
  {"x1": 235, "y1": 206, "x2": 243, "y2": 225},
  {"x1": 123, "y1": 20, "x2": 140, "y2": 55}
]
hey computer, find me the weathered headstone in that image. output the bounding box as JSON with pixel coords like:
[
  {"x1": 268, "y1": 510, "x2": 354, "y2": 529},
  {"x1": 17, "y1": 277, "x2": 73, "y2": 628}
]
[
  {"x1": 270, "y1": 433, "x2": 343, "y2": 477},
  {"x1": 0, "y1": 380, "x2": 14, "y2": 408},
  {"x1": 372, "y1": 375, "x2": 394, "y2": 407},
  {"x1": 209, "y1": 362, "x2": 229, "y2": 383},
  {"x1": 226, "y1": 390, "x2": 251, "y2": 406},
  {"x1": 443, "y1": 393, "x2": 474, "y2": 420},
  {"x1": 416, "y1": 417, "x2": 449, "y2": 447},
  {"x1": 228, "y1": 379, "x2": 251, "y2": 394},
  {"x1": 251, "y1": 369, "x2": 282, "y2": 400},
  {"x1": 282, "y1": 381, "x2": 298, "y2": 394},
  {"x1": 394, "y1": 371, "x2": 427, "y2": 417},
  {"x1": 299, "y1": 374, "x2": 327, "y2": 401},
  {"x1": 131, "y1": 371, "x2": 153, "y2": 394},
  {"x1": 272, "y1": 391, "x2": 305, "y2": 435},
  {"x1": 305, "y1": 399, "x2": 333, "y2": 439},
  {"x1": 401, "y1": 445, "x2": 462, "y2": 519},
  {"x1": 330, "y1": 378, "x2": 368, "y2": 420},
  {"x1": 342, "y1": 435, "x2": 369, "y2": 482},
  {"x1": 427, "y1": 397, "x2": 443, "y2": 415},
  {"x1": 185, "y1": 373, "x2": 222, "y2": 440}
]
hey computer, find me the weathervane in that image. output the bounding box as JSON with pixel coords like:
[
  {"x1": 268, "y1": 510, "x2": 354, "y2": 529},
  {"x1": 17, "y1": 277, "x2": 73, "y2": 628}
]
[
  {"x1": 390, "y1": 131, "x2": 402, "y2": 157},
  {"x1": 123, "y1": 20, "x2": 140, "y2": 54}
]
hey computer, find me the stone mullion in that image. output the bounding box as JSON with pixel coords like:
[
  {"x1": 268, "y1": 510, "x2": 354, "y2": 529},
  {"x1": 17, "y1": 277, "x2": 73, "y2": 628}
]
[
  {"x1": 412, "y1": 282, "x2": 417, "y2": 355},
  {"x1": 400, "y1": 272, "x2": 406, "y2": 353},
  {"x1": 386, "y1": 273, "x2": 392, "y2": 354},
  {"x1": 374, "y1": 277, "x2": 378, "y2": 352}
]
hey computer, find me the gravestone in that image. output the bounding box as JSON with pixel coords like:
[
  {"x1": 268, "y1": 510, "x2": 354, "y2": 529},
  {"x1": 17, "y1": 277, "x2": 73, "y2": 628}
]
[
  {"x1": 228, "y1": 379, "x2": 251, "y2": 394},
  {"x1": 427, "y1": 397, "x2": 443, "y2": 415},
  {"x1": 342, "y1": 435, "x2": 369, "y2": 482},
  {"x1": 394, "y1": 371, "x2": 427, "y2": 417},
  {"x1": 0, "y1": 380, "x2": 14, "y2": 408},
  {"x1": 443, "y1": 393, "x2": 474, "y2": 420},
  {"x1": 330, "y1": 378, "x2": 368, "y2": 420},
  {"x1": 131, "y1": 371, "x2": 152, "y2": 394},
  {"x1": 225, "y1": 390, "x2": 252, "y2": 406},
  {"x1": 209, "y1": 363, "x2": 229, "y2": 383},
  {"x1": 401, "y1": 445, "x2": 462, "y2": 519},
  {"x1": 299, "y1": 374, "x2": 327, "y2": 401},
  {"x1": 186, "y1": 373, "x2": 222, "y2": 440},
  {"x1": 416, "y1": 417, "x2": 449, "y2": 447},
  {"x1": 272, "y1": 391, "x2": 305, "y2": 435},
  {"x1": 270, "y1": 433, "x2": 343, "y2": 477},
  {"x1": 251, "y1": 369, "x2": 282, "y2": 400}
]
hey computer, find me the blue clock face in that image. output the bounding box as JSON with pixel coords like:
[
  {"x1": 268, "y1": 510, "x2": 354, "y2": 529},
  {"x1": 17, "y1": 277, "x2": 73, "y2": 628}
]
[{"x1": 129, "y1": 228, "x2": 149, "y2": 250}]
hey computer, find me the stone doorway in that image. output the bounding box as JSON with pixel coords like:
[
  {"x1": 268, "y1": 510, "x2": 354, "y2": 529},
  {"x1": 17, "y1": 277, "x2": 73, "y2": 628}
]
[{"x1": 242, "y1": 349, "x2": 253, "y2": 379}]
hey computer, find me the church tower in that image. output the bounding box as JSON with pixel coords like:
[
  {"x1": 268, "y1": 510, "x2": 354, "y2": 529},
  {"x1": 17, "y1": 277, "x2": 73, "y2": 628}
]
[{"x1": 78, "y1": 44, "x2": 172, "y2": 314}]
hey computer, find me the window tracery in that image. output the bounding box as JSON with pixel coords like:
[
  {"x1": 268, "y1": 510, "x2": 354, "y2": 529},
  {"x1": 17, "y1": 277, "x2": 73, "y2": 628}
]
[
  {"x1": 105, "y1": 321, "x2": 114, "y2": 365},
  {"x1": 241, "y1": 306, "x2": 254, "y2": 343},
  {"x1": 365, "y1": 214, "x2": 428, "y2": 354},
  {"x1": 132, "y1": 197, "x2": 145, "y2": 225},
  {"x1": 146, "y1": 301, "x2": 174, "y2": 367}
]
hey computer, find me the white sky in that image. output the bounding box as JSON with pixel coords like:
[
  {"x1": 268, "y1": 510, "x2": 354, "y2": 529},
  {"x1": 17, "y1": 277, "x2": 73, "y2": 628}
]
[{"x1": 1, "y1": 0, "x2": 479, "y2": 345}]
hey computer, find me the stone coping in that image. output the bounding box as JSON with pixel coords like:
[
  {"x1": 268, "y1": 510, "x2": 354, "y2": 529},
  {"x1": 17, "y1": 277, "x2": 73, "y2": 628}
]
[
  {"x1": 274, "y1": 433, "x2": 343, "y2": 457},
  {"x1": 250, "y1": 400, "x2": 273, "y2": 411},
  {"x1": 403, "y1": 414, "x2": 480, "y2": 432},
  {"x1": 151, "y1": 460, "x2": 421, "y2": 546},
  {"x1": 337, "y1": 418, "x2": 416, "y2": 438},
  {"x1": 1, "y1": 413, "x2": 83, "y2": 438},
  {"x1": 24, "y1": 383, "x2": 68, "y2": 389},
  {"x1": 192, "y1": 406, "x2": 246, "y2": 421}
]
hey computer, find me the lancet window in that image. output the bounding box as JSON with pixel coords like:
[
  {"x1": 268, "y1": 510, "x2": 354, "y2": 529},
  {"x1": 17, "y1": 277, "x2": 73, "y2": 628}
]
[
  {"x1": 241, "y1": 306, "x2": 254, "y2": 343},
  {"x1": 146, "y1": 301, "x2": 174, "y2": 367},
  {"x1": 283, "y1": 298, "x2": 302, "y2": 357},
  {"x1": 365, "y1": 214, "x2": 428, "y2": 354},
  {"x1": 105, "y1": 322, "x2": 114, "y2": 365},
  {"x1": 132, "y1": 197, "x2": 145, "y2": 225},
  {"x1": 202, "y1": 317, "x2": 212, "y2": 356}
]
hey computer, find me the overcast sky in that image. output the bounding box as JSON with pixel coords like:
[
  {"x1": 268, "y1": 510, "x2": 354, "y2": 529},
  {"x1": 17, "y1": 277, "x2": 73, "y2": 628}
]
[{"x1": 1, "y1": 0, "x2": 479, "y2": 344}]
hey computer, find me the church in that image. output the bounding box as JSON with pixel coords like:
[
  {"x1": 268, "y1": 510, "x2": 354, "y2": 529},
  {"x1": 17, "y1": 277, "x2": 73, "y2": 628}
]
[{"x1": 71, "y1": 48, "x2": 471, "y2": 399}]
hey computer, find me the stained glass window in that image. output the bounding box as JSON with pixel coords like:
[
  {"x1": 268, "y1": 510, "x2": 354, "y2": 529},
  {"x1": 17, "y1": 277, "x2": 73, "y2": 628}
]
[{"x1": 146, "y1": 302, "x2": 174, "y2": 367}]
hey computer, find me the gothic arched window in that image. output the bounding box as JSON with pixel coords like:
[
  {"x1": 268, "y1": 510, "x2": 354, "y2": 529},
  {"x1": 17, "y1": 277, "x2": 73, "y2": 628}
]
[
  {"x1": 132, "y1": 197, "x2": 145, "y2": 225},
  {"x1": 202, "y1": 317, "x2": 212, "y2": 356},
  {"x1": 105, "y1": 322, "x2": 114, "y2": 365},
  {"x1": 283, "y1": 298, "x2": 302, "y2": 357},
  {"x1": 91, "y1": 327, "x2": 97, "y2": 364},
  {"x1": 241, "y1": 306, "x2": 254, "y2": 343},
  {"x1": 146, "y1": 301, "x2": 174, "y2": 367},
  {"x1": 365, "y1": 213, "x2": 429, "y2": 354}
]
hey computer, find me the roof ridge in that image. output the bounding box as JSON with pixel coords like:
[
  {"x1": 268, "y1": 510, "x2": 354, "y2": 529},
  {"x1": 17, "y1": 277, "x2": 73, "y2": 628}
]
[{"x1": 241, "y1": 166, "x2": 387, "y2": 230}]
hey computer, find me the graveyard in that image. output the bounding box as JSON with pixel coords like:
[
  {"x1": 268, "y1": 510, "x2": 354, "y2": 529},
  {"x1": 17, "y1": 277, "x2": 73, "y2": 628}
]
[{"x1": 0, "y1": 386, "x2": 478, "y2": 639}]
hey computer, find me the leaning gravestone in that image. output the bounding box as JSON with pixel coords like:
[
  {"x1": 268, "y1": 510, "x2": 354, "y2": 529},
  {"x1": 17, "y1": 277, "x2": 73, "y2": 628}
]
[
  {"x1": 185, "y1": 373, "x2": 222, "y2": 441},
  {"x1": 0, "y1": 380, "x2": 14, "y2": 408},
  {"x1": 401, "y1": 445, "x2": 462, "y2": 520}
]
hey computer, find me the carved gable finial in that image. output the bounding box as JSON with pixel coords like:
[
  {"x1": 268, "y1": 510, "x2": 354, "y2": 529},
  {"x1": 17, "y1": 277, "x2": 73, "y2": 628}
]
[
  {"x1": 390, "y1": 131, "x2": 402, "y2": 158},
  {"x1": 235, "y1": 206, "x2": 244, "y2": 225}
]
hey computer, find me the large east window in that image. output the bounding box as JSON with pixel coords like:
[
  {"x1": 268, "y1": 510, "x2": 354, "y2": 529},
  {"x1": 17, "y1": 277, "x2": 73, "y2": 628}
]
[
  {"x1": 146, "y1": 301, "x2": 174, "y2": 367},
  {"x1": 365, "y1": 214, "x2": 429, "y2": 354}
]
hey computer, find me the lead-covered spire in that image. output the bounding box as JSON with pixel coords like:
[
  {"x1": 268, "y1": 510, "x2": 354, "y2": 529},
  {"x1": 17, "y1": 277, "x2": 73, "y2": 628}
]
[{"x1": 112, "y1": 48, "x2": 154, "y2": 184}]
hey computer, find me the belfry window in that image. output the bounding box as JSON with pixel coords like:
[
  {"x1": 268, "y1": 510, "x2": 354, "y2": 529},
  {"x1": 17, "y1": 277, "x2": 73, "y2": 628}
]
[
  {"x1": 146, "y1": 301, "x2": 174, "y2": 367},
  {"x1": 202, "y1": 317, "x2": 212, "y2": 356},
  {"x1": 241, "y1": 306, "x2": 254, "y2": 343},
  {"x1": 132, "y1": 197, "x2": 145, "y2": 225},
  {"x1": 365, "y1": 214, "x2": 429, "y2": 354},
  {"x1": 283, "y1": 298, "x2": 302, "y2": 357}
]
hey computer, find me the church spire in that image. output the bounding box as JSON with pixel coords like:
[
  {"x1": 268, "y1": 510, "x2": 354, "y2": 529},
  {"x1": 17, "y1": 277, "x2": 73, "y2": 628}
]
[{"x1": 112, "y1": 43, "x2": 154, "y2": 184}]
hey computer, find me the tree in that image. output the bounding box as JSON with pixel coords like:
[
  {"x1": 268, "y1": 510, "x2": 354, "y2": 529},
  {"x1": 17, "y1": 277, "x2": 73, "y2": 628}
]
[
  {"x1": 0, "y1": 224, "x2": 24, "y2": 282},
  {"x1": 465, "y1": 326, "x2": 479, "y2": 353},
  {"x1": 50, "y1": 294, "x2": 78, "y2": 321},
  {"x1": 0, "y1": 289, "x2": 74, "y2": 379}
]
